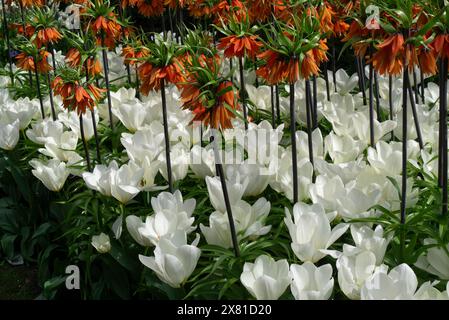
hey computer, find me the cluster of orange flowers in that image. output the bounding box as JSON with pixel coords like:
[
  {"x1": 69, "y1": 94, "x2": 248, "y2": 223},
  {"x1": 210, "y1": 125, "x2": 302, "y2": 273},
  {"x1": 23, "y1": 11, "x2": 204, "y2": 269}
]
[
  {"x1": 65, "y1": 48, "x2": 102, "y2": 77},
  {"x1": 52, "y1": 77, "x2": 105, "y2": 114}
]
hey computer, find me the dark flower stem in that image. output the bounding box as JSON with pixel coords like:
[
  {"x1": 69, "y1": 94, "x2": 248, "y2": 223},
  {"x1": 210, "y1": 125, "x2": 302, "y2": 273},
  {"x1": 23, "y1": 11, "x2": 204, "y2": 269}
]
[
  {"x1": 360, "y1": 56, "x2": 367, "y2": 105},
  {"x1": 238, "y1": 56, "x2": 248, "y2": 130},
  {"x1": 438, "y1": 58, "x2": 444, "y2": 188},
  {"x1": 406, "y1": 75, "x2": 424, "y2": 149},
  {"x1": 79, "y1": 114, "x2": 91, "y2": 172},
  {"x1": 270, "y1": 85, "x2": 275, "y2": 127},
  {"x1": 209, "y1": 120, "x2": 240, "y2": 257},
  {"x1": 332, "y1": 41, "x2": 337, "y2": 92},
  {"x1": 419, "y1": 67, "x2": 425, "y2": 104},
  {"x1": 374, "y1": 71, "x2": 381, "y2": 120},
  {"x1": 161, "y1": 78, "x2": 173, "y2": 193},
  {"x1": 413, "y1": 69, "x2": 419, "y2": 104},
  {"x1": 368, "y1": 56, "x2": 375, "y2": 147},
  {"x1": 1, "y1": 0, "x2": 14, "y2": 85},
  {"x1": 305, "y1": 80, "x2": 315, "y2": 168},
  {"x1": 400, "y1": 41, "x2": 410, "y2": 226},
  {"x1": 275, "y1": 84, "x2": 280, "y2": 123},
  {"x1": 101, "y1": 34, "x2": 114, "y2": 130},
  {"x1": 46, "y1": 72, "x2": 56, "y2": 121},
  {"x1": 389, "y1": 75, "x2": 394, "y2": 140},
  {"x1": 312, "y1": 75, "x2": 318, "y2": 128},
  {"x1": 33, "y1": 62, "x2": 45, "y2": 119},
  {"x1": 356, "y1": 57, "x2": 367, "y2": 105},
  {"x1": 441, "y1": 58, "x2": 448, "y2": 217},
  {"x1": 290, "y1": 82, "x2": 298, "y2": 203},
  {"x1": 135, "y1": 65, "x2": 140, "y2": 100},
  {"x1": 85, "y1": 63, "x2": 101, "y2": 164},
  {"x1": 324, "y1": 60, "x2": 330, "y2": 101}
]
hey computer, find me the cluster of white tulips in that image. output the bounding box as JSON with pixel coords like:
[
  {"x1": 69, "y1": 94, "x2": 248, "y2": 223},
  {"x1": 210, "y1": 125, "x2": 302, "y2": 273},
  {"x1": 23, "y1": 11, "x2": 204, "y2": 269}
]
[{"x1": 2, "y1": 45, "x2": 449, "y2": 300}]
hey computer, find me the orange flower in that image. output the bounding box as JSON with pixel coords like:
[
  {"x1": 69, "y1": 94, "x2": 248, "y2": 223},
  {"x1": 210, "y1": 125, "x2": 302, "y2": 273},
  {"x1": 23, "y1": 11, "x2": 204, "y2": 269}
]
[
  {"x1": 164, "y1": 0, "x2": 187, "y2": 9},
  {"x1": 334, "y1": 20, "x2": 350, "y2": 37},
  {"x1": 65, "y1": 48, "x2": 82, "y2": 67},
  {"x1": 418, "y1": 48, "x2": 437, "y2": 75},
  {"x1": 246, "y1": 0, "x2": 271, "y2": 23},
  {"x1": 36, "y1": 27, "x2": 63, "y2": 47},
  {"x1": 53, "y1": 77, "x2": 105, "y2": 115},
  {"x1": 139, "y1": 60, "x2": 183, "y2": 94},
  {"x1": 312, "y1": 39, "x2": 329, "y2": 64},
  {"x1": 217, "y1": 35, "x2": 262, "y2": 59},
  {"x1": 122, "y1": 45, "x2": 150, "y2": 65},
  {"x1": 86, "y1": 58, "x2": 102, "y2": 77},
  {"x1": 212, "y1": 0, "x2": 246, "y2": 24},
  {"x1": 188, "y1": 81, "x2": 239, "y2": 130},
  {"x1": 320, "y1": 4, "x2": 335, "y2": 34},
  {"x1": 301, "y1": 51, "x2": 320, "y2": 80},
  {"x1": 371, "y1": 34, "x2": 405, "y2": 76},
  {"x1": 16, "y1": 50, "x2": 52, "y2": 73},
  {"x1": 187, "y1": 0, "x2": 211, "y2": 18},
  {"x1": 136, "y1": 0, "x2": 165, "y2": 17},
  {"x1": 16, "y1": 52, "x2": 35, "y2": 71},
  {"x1": 431, "y1": 34, "x2": 449, "y2": 60},
  {"x1": 91, "y1": 13, "x2": 121, "y2": 41}
]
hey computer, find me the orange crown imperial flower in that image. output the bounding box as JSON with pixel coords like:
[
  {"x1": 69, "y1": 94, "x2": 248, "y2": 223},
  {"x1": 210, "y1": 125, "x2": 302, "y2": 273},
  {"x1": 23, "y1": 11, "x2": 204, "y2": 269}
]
[{"x1": 217, "y1": 34, "x2": 262, "y2": 59}]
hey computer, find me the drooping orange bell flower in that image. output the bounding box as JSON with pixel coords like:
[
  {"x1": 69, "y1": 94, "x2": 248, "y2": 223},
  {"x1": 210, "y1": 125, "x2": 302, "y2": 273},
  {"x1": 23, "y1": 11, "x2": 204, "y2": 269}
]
[
  {"x1": 246, "y1": 0, "x2": 272, "y2": 23},
  {"x1": 139, "y1": 60, "x2": 183, "y2": 94},
  {"x1": 371, "y1": 34, "x2": 405, "y2": 75},
  {"x1": 66, "y1": 48, "x2": 102, "y2": 77},
  {"x1": 53, "y1": 77, "x2": 105, "y2": 115},
  {"x1": 16, "y1": 50, "x2": 52, "y2": 73},
  {"x1": 136, "y1": 0, "x2": 165, "y2": 17},
  {"x1": 36, "y1": 27, "x2": 63, "y2": 47},
  {"x1": 217, "y1": 34, "x2": 262, "y2": 59},
  {"x1": 122, "y1": 45, "x2": 150, "y2": 65},
  {"x1": 431, "y1": 34, "x2": 449, "y2": 61},
  {"x1": 300, "y1": 51, "x2": 320, "y2": 80},
  {"x1": 212, "y1": 0, "x2": 247, "y2": 24},
  {"x1": 417, "y1": 47, "x2": 437, "y2": 75}
]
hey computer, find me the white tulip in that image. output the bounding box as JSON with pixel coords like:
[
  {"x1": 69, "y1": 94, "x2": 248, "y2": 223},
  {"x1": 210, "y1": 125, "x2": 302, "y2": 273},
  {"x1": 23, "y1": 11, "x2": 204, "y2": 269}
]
[
  {"x1": 206, "y1": 175, "x2": 248, "y2": 213},
  {"x1": 58, "y1": 110, "x2": 97, "y2": 141},
  {"x1": 321, "y1": 95, "x2": 357, "y2": 137},
  {"x1": 138, "y1": 209, "x2": 195, "y2": 246},
  {"x1": 290, "y1": 262, "x2": 334, "y2": 300},
  {"x1": 353, "y1": 112, "x2": 397, "y2": 145},
  {"x1": 200, "y1": 198, "x2": 271, "y2": 248},
  {"x1": 285, "y1": 202, "x2": 348, "y2": 263},
  {"x1": 415, "y1": 239, "x2": 449, "y2": 280},
  {"x1": 296, "y1": 128, "x2": 324, "y2": 162},
  {"x1": 30, "y1": 159, "x2": 70, "y2": 192},
  {"x1": 3, "y1": 97, "x2": 38, "y2": 129},
  {"x1": 309, "y1": 175, "x2": 347, "y2": 212},
  {"x1": 270, "y1": 154, "x2": 313, "y2": 202},
  {"x1": 414, "y1": 281, "x2": 449, "y2": 300},
  {"x1": 334, "y1": 69, "x2": 359, "y2": 95},
  {"x1": 151, "y1": 190, "x2": 196, "y2": 217},
  {"x1": 110, "y1": 161, "x2": 144, "y2": 204},
  {"x1": 125, "y1": 215, "x2": 153, "y2": 247},
  {"x1": 26, "y1": 119, "x2": 64, "y2": 145},
  {"x1": 139, "y1": 231, "x2": 201, "y2": 288},
  {"x1": 112, "y1": 99, "x2": 148, "y2": 132},
  {"x1": 121, "y1": 124, "x2": 165, "y2": 164},
  {"x1": 189, "y1": 145, "x2": 216, "y2": 178},
  {"x1": 314, "y1": 158, "x2": 366, "y2": 184},
  {"x1": 158, "y1": 144, "x2": 190, "y2": 183},
  {"x1": 368, "y1": 140, "x2": 420, "y2": 177},
  {"x1": 91, "y1": 233, "x2": 111, "y2": 253},
  {"x1": 337, "y1": 250, "x2": 379, "y2": 300},
  {"x1": 38, "y1": 130, "x2": 79, "y2": 162},
  {"x1": 225, "y1": 161, "x2": 270, "y2": 197},
  {"x1": 83, "y1": 161, "x2": 118, "y2": 196},
  {"x1": 325, "y1": 132, "x2": 366, "y2": 164},
  {"x1": 336, "y1": 184, "x2": 382, "y2": 221},
  {"x1": 361, "y1": 263, "x2": 418, "y2": 300},
  {"x1": 240, "y1": 255, "x2": 291, "y2": 300},
  {"x1": 0, "y1": 119, "x2": 20, "y2": 150},
  {"x1": 349, "y1": 225, "x2": 391, "y2": 265}
]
